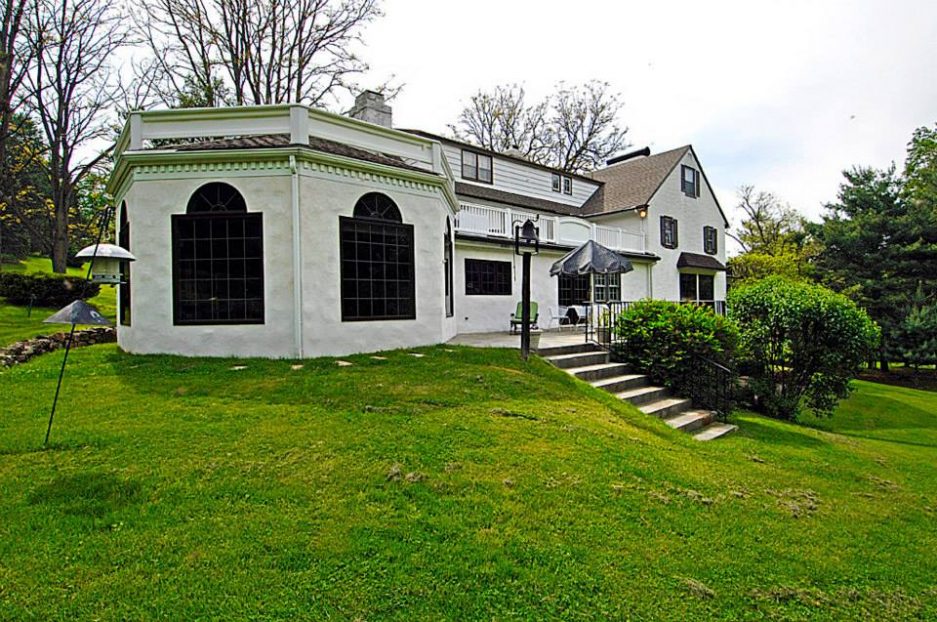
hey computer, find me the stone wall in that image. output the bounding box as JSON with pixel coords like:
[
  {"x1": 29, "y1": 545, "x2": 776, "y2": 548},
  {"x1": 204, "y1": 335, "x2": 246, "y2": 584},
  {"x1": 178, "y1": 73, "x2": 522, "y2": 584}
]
[{"x1": 0, "y1": 327, "x2": 116, "y2": 367}]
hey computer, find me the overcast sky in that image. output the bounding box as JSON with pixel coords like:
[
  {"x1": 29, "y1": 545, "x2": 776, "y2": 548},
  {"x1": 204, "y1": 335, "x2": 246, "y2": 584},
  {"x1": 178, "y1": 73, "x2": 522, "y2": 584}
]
[{"x1": 357, "y1": 0, "x2": 937, "y2": 229}]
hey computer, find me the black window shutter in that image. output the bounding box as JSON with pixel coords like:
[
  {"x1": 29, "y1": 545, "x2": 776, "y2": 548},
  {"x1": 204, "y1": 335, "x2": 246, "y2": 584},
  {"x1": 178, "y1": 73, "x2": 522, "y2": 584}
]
[
  {"x1": 695, "y1": 169, "x2": 701, "y2": 197},
  {"x1": 673, "y1": 218, "x2": 678, "y2": 247}
]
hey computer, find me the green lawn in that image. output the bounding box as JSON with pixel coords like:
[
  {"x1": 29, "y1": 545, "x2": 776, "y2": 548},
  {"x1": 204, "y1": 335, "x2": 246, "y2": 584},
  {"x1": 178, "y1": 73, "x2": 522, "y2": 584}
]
[
  {"x1": 1, "y1": 344, "x2": 935, "y2": 620},
  {"x1": 0, "y1": 256, "x2": 116, "y2": 346}
]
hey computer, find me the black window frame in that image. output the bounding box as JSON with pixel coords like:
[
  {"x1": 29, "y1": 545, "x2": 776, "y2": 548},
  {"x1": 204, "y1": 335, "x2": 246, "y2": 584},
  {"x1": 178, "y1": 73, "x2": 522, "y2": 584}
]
[
  {"x1": 461, "y1": 149, "x2": 493, "y2": 184},
  {"x1": 118, "y1": 201, "x2": 131, "y2": 326},
  {"x1": 562, "y1": 175, "x2": 572, "y2": 195},
  {"x1": 681, "y1": 165, "x2": 700, "y2": 198},
  {"x1": 660, "y1": 215, "x2": 678, "y2": 249},
  {"x1": 558, "y1": 273, "x2": 590, "y2": 306},
  {"x1": 340, "y1": 193, "x2": 416, "y2": 322},
  {"x1": 551, "y1": 173, "x2": 561, "y2": 193},
  {"x1": 171, "y1": 182, "x2": 265, "y2": 326},
  {"x1": 703, "y1": 225, "x2": 718, "y2": 255},
  {"x1": 465, "y1": 258, "x2": 512, "y2": 296}
]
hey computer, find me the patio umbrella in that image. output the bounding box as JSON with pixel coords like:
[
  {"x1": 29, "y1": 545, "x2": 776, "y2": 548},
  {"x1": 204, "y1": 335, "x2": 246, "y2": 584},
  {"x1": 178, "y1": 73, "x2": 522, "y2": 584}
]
[{"x1": 550, "y1": 240, "x2": 634, "y2": 332}]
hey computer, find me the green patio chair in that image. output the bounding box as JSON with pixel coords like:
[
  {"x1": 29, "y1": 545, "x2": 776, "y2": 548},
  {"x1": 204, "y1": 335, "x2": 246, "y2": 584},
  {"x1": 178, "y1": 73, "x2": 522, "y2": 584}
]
[{"x1": 510, "y1": 301, "x2": 539, "y2": 334}]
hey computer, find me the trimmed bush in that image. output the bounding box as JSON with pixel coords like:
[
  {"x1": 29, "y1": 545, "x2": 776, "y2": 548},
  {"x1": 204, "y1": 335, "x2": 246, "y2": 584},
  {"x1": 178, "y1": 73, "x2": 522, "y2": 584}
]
[
  {"x1": 889, "y1": 304, "x2": 937, "y2": 369},
  {"x1": 612, "y1": 300, "x2": 739, "y2": 400},
  {"x1": 0, "y1": 272, "x2": 100, "y2": 307},
  {"x1": 730, "y1": 276, "x2": 880, "y2": 420}
]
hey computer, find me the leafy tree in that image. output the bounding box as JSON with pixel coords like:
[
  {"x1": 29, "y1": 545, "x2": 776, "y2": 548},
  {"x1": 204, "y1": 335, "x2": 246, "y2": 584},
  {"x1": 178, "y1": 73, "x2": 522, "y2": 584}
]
[
  {"x1": 889, "y1": 302, "x2": 937, "y2": 370},
  {"x1": 450, "y1": 81, "x2": 629, "y2": 173},
  {"x1": 730, "y1": 276, "x2": 879, "y2": 420},
  {"x1": 809, "y1": 164, "x2": 937, "y2": 369},
  {"x1": 0, "y1": 114, "x2": 52, "y2": 261},
  {"x1": 726, "y1": 185, "x2": 814, "y2": 286}
]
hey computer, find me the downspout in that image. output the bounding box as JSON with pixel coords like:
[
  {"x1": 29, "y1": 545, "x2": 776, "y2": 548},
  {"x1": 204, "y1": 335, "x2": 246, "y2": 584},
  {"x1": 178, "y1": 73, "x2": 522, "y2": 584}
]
[{"x1": 290, "y1": 155, "x2": 304, "y2": 358}]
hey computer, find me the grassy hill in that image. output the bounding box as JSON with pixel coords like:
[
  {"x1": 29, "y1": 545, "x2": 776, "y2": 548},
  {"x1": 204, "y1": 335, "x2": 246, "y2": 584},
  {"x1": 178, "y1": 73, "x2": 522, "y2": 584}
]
[
  {"x1": 1, "y1": 344, "x2": 935, "y2": 620},
  {"x1": 0, "y1": 256, "x2": 116, "y2": 346}
]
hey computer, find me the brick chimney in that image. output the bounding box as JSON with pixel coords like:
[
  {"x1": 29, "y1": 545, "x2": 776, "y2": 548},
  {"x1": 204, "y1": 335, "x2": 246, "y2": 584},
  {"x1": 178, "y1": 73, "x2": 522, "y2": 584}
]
[{"x1": 349, "y1": 90, "x2": 392, "y2": 128}]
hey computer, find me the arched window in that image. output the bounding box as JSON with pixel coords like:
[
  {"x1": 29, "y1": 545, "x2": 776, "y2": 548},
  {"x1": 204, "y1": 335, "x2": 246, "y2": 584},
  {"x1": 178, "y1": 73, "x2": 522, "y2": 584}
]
[
  {"x1": 118, "y1": 202, "x2": 131, "y2": 326},
  {"x1": 444, "y1": 218, "x2": 453, "y2": 317},
  {"x1": 340, "y1": 192, "x2": 415, "y2": 321},
  {"x1": 171, "y1": 182, "x2": 264, "y2": 324}
]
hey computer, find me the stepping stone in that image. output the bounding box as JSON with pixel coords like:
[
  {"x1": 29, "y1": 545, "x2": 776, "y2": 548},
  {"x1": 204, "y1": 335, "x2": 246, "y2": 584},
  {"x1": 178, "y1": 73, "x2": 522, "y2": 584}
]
[
  {"x1": 290, "y1": 364, "x2": 304, "y2": 370},
  {"x1": 408, "y1": 353, "x2": 425, "y2": 358},
  {"x1": 336, "y1": 360, "x2": 353, "y2": 367},
  {"x1": 229, "y1": 365, "x2": 247, "y2": 371},
  {"x1": 370, "y1": 356, "x2": 387, "y2": 360}
]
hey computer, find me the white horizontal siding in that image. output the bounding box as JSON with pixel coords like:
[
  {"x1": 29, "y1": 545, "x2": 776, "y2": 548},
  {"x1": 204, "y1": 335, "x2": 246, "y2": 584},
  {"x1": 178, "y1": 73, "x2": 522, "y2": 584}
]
[{"x1": 443, "y1": 145, "x2": 600, "y2": 208}]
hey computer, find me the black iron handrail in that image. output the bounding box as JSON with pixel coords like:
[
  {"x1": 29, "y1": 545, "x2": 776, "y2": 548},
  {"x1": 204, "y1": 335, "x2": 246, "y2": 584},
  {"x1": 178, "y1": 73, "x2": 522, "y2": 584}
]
[{"x1": 683, "y1": 354, "x2": 736, "y2": 420}]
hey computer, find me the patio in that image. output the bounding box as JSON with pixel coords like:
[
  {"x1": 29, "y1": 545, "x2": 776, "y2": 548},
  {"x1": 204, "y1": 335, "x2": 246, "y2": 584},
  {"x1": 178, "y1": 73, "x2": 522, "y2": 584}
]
[{"x1": 448, "y1": 329, "x2": 589, "y2": 351}]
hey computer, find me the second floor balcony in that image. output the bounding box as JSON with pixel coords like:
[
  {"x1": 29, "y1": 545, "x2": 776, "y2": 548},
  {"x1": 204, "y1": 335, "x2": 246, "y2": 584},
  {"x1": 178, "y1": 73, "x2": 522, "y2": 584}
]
[{"x1": 454, "y1": 201, "x2": 646, "y2": 254}]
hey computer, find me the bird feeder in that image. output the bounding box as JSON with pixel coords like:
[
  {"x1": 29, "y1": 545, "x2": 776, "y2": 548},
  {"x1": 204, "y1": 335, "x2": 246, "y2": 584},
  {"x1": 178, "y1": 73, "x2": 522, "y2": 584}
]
[{"x1": 74, "y1": 243, "x2": 136, "y2": 285}]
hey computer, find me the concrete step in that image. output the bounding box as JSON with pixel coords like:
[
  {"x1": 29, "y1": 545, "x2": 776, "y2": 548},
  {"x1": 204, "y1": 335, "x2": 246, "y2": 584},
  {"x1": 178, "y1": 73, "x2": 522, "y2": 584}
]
[
  {"x1": 616, "y1": 385, "x2": 670, "y2": 406},
  {"x1": 640, "y1": 397, "x2": 693, "y2": 419},
  {"x1": 537, "y1": 343, "x2": 601, "y2": 357},
  {"x1": 567, "y1": 362, "x2": 631, "y2": 382},
  {"x1": 591, "y1": 374, "x2": 649, "y2": 394},
  {"x1": 694, "y1": 422, "x2": 739, "y2": 441},
  {"x1": 664, "y1": 410, "x2": 714, "y2": 433},
  {"x1": 546, "y1": 351, "x2": 609, "y2": 370}
]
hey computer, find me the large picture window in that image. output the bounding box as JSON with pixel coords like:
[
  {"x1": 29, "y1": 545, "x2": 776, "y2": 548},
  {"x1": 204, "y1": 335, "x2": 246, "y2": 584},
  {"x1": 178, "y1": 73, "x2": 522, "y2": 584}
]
[
  {"x1": 680, "y1": 273, "x2": 715, "y2": 303},
  {"x1": 172, "y1": 182, "x2": 264, "y2": 325},
  {"x1": 465, "y1": 259, "x2": 511, "y2": 295},
  {"x1": 118, "y1": 202, "x2": 131, "y2": 326},
  {"x1": 558, "y1": 274, "x2": 590, "y2": 306},
  {"x1": 340, "y1": 193, "x2": 415, "y2": 321}
]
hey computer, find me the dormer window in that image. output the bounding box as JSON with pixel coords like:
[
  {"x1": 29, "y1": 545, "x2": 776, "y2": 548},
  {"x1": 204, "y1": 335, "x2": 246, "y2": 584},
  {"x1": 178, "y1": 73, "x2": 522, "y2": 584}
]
[
  {"x1": 552, "y1": 173, "x2": 572, "y2": 194},
  {"x1": 681, "y1": 165, "x2": 699, "y2": 198},
  {"x1": 462, "y1": 150, "x2": 493, "y2": 184}
]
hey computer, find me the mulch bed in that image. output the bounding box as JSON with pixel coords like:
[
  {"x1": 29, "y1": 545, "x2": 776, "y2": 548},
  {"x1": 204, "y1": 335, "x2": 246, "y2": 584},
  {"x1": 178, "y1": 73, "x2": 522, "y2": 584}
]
[{"x1": 859, "y1": 368, "x2": 937, "y2": 392}]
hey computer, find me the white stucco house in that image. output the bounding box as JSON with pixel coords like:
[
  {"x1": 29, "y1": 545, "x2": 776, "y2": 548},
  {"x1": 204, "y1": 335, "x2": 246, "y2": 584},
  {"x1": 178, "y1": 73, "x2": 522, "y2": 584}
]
[{"x1": 107, "y1": 92, "x2": 728, "y2": 358}]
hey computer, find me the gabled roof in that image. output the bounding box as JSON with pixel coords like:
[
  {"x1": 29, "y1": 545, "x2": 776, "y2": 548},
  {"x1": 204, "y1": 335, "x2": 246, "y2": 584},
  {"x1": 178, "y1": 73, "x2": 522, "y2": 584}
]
[
  {"x1": 586, "y1": 146, "x2": 690, "y2": 214},
  {"x1": 162, "y1": 133, "x2": 427, "y2": 173},
  {"x1": 587, "y1": 145, "x2": 730, "y2": 226}
]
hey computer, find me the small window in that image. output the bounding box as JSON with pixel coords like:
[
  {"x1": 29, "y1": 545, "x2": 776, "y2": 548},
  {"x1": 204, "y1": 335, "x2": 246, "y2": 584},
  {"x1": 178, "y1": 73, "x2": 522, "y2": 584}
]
[
  {"x1": 594, "y1": 273, "x2": 621, "y2": 303},
  {"x1": 703, "y1": 226, "x2": 718, "y2": 255},
  {"x1": 562, "y1": 176, "x2": 572, "y2": 195},
  {"x1": 660, "y1": 216, "x2": 678, "y2": 249},
  {"x1": 465, "y1": 259, "x2": 511, "y2": 295},
  {"x1": 681, "y1": 165, "x2": 699, "y2": 198},
  {"x1": 558, "y1": 274, "x2": 590, "y2": 306},
  {"x1": 551, "y1": 173, "x2": 561, "y2": 193},
  {"x1": 462, "y1": 149, "x2": 493, "y2": 183}
]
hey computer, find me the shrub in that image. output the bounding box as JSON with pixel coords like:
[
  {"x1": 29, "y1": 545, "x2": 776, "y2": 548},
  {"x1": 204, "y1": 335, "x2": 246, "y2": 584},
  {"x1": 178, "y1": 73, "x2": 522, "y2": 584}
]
[
  {"x1": 0, "y1": 272, "x2": 100, "y2": 307},
  {"x1": 729, "y1": 276, "x2": 879, "y2": 420},
  {"x1": 612, "y1": 300, "x2": 739, "y2": 404}
]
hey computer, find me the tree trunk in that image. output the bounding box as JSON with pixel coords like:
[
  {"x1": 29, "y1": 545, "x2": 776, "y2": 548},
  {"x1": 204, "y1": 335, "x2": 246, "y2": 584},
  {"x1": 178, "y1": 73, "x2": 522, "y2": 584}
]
[{"x1": 50, "y1": 183, "x2": 70, "y2": 274}]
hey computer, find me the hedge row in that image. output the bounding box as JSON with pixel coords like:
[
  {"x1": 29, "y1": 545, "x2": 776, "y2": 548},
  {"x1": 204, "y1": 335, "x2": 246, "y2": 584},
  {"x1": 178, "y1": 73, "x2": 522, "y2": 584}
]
[{"x1": 0, "y1": 272, "x2": 100, "y2": 307}]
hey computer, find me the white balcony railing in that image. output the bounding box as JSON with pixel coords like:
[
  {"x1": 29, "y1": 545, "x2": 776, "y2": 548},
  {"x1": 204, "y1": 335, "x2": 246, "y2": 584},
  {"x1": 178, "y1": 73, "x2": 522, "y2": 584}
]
[{"x1": 455, "y1": 201, "x2": 644, "y2": 253}]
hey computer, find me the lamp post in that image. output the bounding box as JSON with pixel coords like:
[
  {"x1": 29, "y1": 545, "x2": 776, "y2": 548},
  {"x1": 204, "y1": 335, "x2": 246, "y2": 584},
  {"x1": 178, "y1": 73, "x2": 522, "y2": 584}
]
[{"x1": 514, "y1": 218, "x2": 540, "y2": 361}]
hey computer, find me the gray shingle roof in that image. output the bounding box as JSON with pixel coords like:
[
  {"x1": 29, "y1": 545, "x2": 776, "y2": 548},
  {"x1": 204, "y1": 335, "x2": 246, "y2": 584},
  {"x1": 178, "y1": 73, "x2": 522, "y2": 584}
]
[
  {"x1": 164, "y1": 133, "x2": 427, "y2": 173},
  {"x1": 585, "y1": 146, "x2": 690, "y2": 214}
]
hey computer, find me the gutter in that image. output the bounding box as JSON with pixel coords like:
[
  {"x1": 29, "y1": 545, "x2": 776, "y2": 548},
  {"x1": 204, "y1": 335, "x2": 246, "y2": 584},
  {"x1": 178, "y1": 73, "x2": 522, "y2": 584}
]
[{"x1": 289, "y1": 155, "x2": 304, "y2": 358}]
